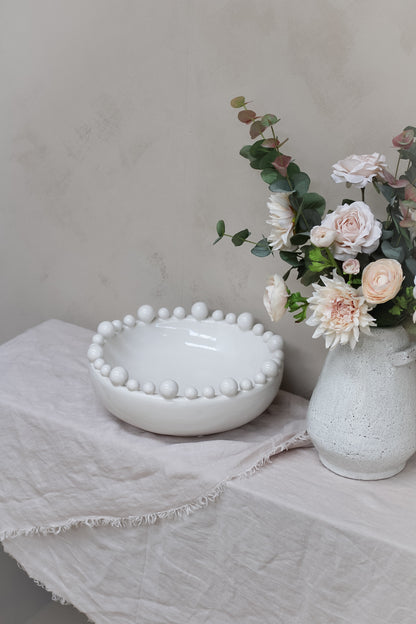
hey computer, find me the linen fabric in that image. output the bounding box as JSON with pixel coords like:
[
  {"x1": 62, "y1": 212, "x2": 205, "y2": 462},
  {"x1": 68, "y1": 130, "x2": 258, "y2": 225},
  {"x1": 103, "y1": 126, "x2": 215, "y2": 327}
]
[
  {"x1": 0, "y1": 319, "x2": 310, "y2": 540},
  {"x1": 3, "y1": 450, "x2": 416, "y2": 624}
]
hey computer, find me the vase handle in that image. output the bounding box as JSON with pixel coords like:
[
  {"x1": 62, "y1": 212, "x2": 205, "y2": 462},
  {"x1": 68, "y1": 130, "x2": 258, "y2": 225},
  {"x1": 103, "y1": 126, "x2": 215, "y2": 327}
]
[{"x1": 390, "y1": 343, "x2": 416, "y2": 367}]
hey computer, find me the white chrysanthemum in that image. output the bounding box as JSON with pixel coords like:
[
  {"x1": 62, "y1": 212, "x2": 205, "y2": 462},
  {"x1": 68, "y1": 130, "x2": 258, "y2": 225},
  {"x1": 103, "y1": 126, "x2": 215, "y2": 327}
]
[
  {"x1": 306, "y1": 272, "x2": 376, "y2": 350},
  {"x1": 266, "y1": 192, "x2": 296, "y2": 251}
]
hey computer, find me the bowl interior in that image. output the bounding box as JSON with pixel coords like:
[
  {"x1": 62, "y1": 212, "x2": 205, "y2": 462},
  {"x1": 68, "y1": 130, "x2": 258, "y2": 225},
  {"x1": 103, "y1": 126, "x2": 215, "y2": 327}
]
[{"x1": 102, "y1": 317, "x2": 269, "y2": 393}]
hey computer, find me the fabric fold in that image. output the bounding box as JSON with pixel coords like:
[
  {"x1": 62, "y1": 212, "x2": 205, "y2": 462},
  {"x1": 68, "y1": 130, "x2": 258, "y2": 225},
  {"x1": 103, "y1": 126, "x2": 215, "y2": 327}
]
[{"x1": 0, "y1": 320, "x2": 311, "y2": 540}]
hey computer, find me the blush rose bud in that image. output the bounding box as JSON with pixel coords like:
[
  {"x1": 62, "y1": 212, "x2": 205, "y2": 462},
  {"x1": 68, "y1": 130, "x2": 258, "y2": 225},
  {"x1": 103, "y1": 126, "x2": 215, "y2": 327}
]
[
  {"x1": 310, "y1": 226, "x2": 337, "y2": 248},
  {"x1": 342, "y1": 259, "x2": 360, "y2": 275}
]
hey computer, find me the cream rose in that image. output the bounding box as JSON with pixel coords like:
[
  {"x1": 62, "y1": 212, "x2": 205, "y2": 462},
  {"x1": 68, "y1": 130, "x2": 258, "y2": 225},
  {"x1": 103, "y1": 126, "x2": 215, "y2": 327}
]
[
  {"x1": 263, "y1": 274, "x2": 287, "y2": 322},
  {"x1": 331, "y1": 153, "x2": 387, "y2": 188},
  {"x1": 320, "y1": 201, "x2": 382, "y2": 261},
  {"x1": 310, "y1": 226, "x2": 336, "y2": 248},
  {"x1": 266, "y1": 192, "x2": 295, "y2": 251},
  {"x1": 362, "y1": 259, "x2": 403, "y2": 305}
]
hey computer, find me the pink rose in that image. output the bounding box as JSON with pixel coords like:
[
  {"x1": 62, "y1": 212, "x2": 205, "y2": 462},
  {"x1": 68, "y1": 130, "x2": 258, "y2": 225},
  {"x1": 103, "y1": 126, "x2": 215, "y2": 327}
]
[
  {"x1": 331, "y1": 153, "x2": 387, "y2": 188},
  {"x1": 320, "y1": 201, "x2": 382, "y2": 261},
  {"x1": 362, "y1": 259, "x2": 403, "y2": 305}
]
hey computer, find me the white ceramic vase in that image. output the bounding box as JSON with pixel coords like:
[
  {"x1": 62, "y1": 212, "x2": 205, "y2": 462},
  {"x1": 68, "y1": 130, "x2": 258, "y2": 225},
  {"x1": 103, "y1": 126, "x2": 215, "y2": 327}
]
[{"x1": 307, "y1": 326, "x2": 416, "y2": 480}]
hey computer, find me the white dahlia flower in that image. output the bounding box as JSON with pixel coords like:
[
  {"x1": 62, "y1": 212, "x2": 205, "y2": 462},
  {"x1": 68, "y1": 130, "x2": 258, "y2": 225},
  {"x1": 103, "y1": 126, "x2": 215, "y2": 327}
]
[
  {"x1": 306, "y1": 272, "x2": 376, "y2": 349},
  {"x1": 266, "y1": 192, "x2": 296, "y2": 251}
]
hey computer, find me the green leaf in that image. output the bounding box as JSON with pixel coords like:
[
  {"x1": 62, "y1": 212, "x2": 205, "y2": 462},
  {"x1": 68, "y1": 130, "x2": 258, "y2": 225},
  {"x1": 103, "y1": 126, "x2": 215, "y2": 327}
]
[
  {"x1": 269, "y1": 177, "x2": 291, "y2": 192},
  {"x1": 261, "y1": 168, "x2": 278, "y2": 184},
  {"x1": 249, "y1": 140, "x2": 268, "y2": 158},
  {"x1": 216, "y1": 220, "x2": 225, "y2": 237},
  {"x1": 381, "y1": 228, "x2": 394, "y2": 240},
  {"x1": 230, "y1": 96, "x2": 246, "y2": 108},
  {"x1": 279, "y1": 250, "x2": 301, "y2": 267},
  {"x1": 286, "y1": 162, "x2": 300, "y2": 178},
  {"x1": 290, "y1": 232, "x2": 310, "y2": 246},
  {"x1": 251, "y1": 238, "x2": 272, "y2": 257},
  {"x1": 405, "y1": 164, "x2": 416, "y2": 186},
  {"x1": 296, "y1": 208, "x2": 322, "y2": 231},
  {"x1": 405, "y1": 257, "x2": 416, "y2": 275},
  {"x1": 300, "y1": 192, "x2": 326, "y2": 215},
  {"x1": 379, "y1": 183, "x2": 396, "y2": 204},
  {"x1": 231, "y1": 229, "x2": 251, "y2": 246},
  {"x1": 292, "y1": 172, "x2": 310, "y2": 197},
  {"x1": 239, "y1": 145, "x2": 254, "y2": 160},
  {"x1": 381, "y1": 240, "x2": 406, "y2": 263},
  {"x1": 341, "y1": 198, "x2": 355, "y2": 205},
  {"x1": 399, "y1": 143, "x2": 416, "y2": 164},
  {"x1": 261, "y1": 114, "x2": 279, "y2": 127}
]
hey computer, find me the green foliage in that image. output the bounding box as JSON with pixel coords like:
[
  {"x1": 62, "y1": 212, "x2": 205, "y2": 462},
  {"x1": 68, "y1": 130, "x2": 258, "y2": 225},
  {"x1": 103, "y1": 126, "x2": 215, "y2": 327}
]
[
  {"x1": 251, "y1": 238, "x2": 272, "y2": 257},
  {"x1": 286, "y1": 291, "x2": 309, "y2": 323},
  {"x1": 219, "y1": 96, "x2": 416, "y2": 330},
  {"x1": 232, "y1": 229, "x2": 251, "y2": 246}
]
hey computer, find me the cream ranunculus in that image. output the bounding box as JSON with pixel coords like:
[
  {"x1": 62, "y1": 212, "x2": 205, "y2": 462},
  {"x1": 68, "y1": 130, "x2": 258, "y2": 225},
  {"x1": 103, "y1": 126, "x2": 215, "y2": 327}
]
[
  {"x1": 263, "y1": 274, "x2": 288, "y2": 322},
  {"x1": 310, "y1": 226, "x2": 337, "y2": 248},
  {"x1": 320, "y1": 201, "x2": 382, "y2": 261},
  {"x1": 331, "y1": 153, "x2": 387, "y2": 188},
  {"x1": 266, "y1": 192, "x2": 295, "y2": 251},
  {"x1": 361, "y1": 259, "x2": 403, "y2": 305},
  {"x1": 306, "y1": 272, "x2": 376, "y2": 349}
]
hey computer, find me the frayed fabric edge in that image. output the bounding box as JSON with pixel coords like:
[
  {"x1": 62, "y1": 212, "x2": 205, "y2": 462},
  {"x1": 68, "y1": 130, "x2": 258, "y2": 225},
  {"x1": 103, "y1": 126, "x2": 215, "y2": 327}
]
[{"x1": 0, "y1": 430, "x2": 311, "y2": 543}]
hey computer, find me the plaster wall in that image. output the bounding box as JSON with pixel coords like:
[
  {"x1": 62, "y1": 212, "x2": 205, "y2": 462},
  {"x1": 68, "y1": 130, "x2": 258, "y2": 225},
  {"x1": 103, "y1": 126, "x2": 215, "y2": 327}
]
[{"x1": 2, "y1": 0, "x2": 416, "y2": 398}]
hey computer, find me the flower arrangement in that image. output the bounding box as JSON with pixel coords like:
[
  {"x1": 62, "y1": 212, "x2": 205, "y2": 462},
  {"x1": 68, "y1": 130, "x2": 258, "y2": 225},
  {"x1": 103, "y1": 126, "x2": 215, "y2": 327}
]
[{"x1": 214, "y1": 96, "x2": 416, "y2": 349}]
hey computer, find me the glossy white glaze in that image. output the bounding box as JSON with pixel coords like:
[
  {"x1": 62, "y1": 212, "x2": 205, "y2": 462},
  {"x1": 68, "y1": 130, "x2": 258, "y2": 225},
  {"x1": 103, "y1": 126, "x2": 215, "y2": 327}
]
[{"x1": 88, "y1": 302, "x2": 284, "y2": 436}]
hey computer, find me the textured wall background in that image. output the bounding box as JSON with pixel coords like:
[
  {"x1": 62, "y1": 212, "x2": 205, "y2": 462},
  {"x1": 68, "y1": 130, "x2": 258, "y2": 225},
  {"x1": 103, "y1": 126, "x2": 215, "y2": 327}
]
[{"x1": 2, "y1": 0, "x2": 416, "y2": 398}]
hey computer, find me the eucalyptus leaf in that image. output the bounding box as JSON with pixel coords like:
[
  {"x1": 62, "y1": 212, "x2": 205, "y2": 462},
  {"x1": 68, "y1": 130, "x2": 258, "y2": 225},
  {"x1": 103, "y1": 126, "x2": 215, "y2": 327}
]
[
  {"x1": 380, "y1": 183, "x2": 396, "y2": 203},
  {"x1": 232, "y1": 229, "x2": 251, "y2": 246},
  {"x1": 290, "y1": 232, "x2": 310, "y2": 246},
  {"x1": 261, "y1": 114, "x2": 279, "y2": 127},
  {"x1": 287, "y1": 162, "x2": 300, "y2": 178},
  {"x1": 341, "y1": 198, "x2": 355, "y2": 205},
  {"x1": 239, "y1": 145, "x2": 254, "y2": 160},
  {"x1": 296, "y1": 207, "x2": 322, "y2": 231},
  {"x1": 269, "y1": 177, "x2": 291, "y2": 192},
  {"x1": 279, "y1": 250, "x2": 301, "y2": 267},
  {"x1": 261, "y1": 168, "x2": 278, "y2": 184},
  {"x1": 230, "y1": 96, "x2": 246, "y2": 108},
  {"x1": 405, "y1": 257, "x2": 416, "y2": 275},
  {"x1": 300, "y1": 192, "x2": 326, "y2": 215},
  {"x1": 216, "y1": 220, "x2": 225, "y2": 237},
  {"x1": 292, "y1": 172, "x2": 310, "y2": 197},
  {"x1": 381, "y1": 240, "x2": 405, "y2": 263},
  {"x1": 251, "y1": 238, "x2": 272, "y2": 257},
  {"x1": 249, "y1": 140, "x2": 268, "y2": 158}
]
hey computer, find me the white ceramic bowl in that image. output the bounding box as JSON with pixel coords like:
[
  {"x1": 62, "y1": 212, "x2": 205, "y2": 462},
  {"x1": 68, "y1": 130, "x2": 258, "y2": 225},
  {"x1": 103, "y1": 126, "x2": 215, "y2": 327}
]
[{"x1": 88, "y1": 302, "x2": 284, "y2": 436}]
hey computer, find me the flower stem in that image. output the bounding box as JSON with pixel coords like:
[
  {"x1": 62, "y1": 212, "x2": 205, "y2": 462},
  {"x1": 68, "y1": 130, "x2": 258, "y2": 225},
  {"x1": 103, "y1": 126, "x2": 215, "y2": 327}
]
[
  {"x1": 394, "y1": 153, "x2": 401, "y2": 179},
  {"x1": 223, "y1": 233, "x2": 258, "y2": 245},
  {"x1": 361, "y1": 187, "x2": 365, "y2": 202}
]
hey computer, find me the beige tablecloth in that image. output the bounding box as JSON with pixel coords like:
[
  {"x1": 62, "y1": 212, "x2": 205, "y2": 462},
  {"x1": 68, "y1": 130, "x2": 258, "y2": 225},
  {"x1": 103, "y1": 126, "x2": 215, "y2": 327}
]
[{"x1": 1, "y1": 320, "x2": 416, "y2": 623}]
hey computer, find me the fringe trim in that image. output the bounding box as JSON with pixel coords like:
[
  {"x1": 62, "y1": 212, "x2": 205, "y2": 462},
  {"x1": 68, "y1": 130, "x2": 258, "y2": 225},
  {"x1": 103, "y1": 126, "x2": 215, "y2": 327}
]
[
  {"x1": 15, "y1": 559, "x2": 68, "y2": 605},
  {"x1": 0, "y1": 430, "x2": 310, "y2": 542}
]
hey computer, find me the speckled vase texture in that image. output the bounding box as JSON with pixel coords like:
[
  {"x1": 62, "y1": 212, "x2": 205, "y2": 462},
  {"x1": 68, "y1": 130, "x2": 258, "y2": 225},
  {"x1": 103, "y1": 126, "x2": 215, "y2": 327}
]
[{"x1": 307, "y1": 326, "x2": 416, "y2": 480}]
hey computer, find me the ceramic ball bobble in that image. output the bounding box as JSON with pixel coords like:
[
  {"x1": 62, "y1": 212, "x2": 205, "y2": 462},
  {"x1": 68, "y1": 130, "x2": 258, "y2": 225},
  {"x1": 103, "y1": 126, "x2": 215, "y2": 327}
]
[{"x1": 87, "y1": 302, "x2": 284, "y2": 436}]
